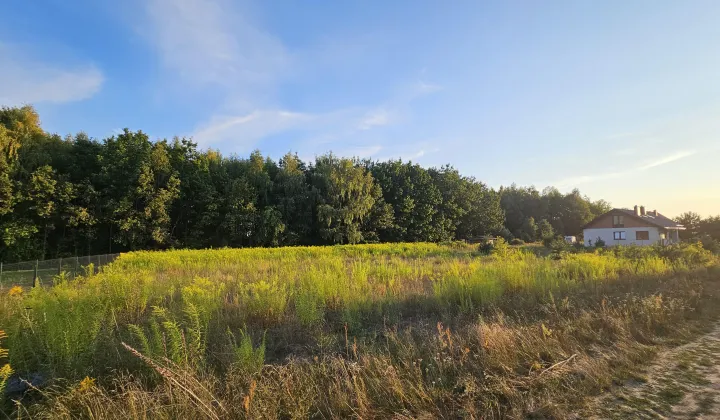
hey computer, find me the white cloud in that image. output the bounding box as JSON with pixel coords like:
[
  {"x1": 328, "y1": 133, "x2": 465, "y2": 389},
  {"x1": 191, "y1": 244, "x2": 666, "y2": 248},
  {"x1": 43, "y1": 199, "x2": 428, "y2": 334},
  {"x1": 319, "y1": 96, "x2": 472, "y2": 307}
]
[
  {"x1": 555, "y1": 171, "x2": 626, "y2": 188},
  {"x1": 0, "y1": 43, "x2": 103, "y2": 105},
  {"x1": 144, "y1": 0, "x2": 287, "y2": 91},
  {"x1": 554, "y1": 149, "x2": 696, "y2": 188},
  {"x1": 358, "y1": 109, "x2": 391, "y2": 130},
  {"x1": 411, "y1": 149, "x2": 426, "y2": 159},
  {"x1": 143, "y1": 0, "x2": 442, "y2": 155},
  {"x1": 415, "y1": 80, "x2": 443, "y2": 96},
  {"x1": 192, "y1": 110, "x2": 313, "y2": 151},
  {"x1": 637, "y1": 150, "x2": 696, "y2": 170},
  {"x1": 375, "y1": 145, "x2": 441, "y2": 162}
]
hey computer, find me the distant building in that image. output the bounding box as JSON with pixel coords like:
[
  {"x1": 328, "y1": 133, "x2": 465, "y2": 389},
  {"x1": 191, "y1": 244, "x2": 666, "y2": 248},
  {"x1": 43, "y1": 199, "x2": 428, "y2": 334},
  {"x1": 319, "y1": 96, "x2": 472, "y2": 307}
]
[
  {"x1": 582, "y1": 205, "x2": 685, "y2": 247},
  {"x1": 564, "y1": 236, "x2": 577, "y2": 244}
]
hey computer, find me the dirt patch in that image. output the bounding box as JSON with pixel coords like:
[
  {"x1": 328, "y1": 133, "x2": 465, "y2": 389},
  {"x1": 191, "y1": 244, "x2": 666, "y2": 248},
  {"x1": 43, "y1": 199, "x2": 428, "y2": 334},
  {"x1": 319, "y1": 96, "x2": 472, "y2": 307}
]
[{"x1": 583, "y1": 324, "x2": 720, "y2": 419}]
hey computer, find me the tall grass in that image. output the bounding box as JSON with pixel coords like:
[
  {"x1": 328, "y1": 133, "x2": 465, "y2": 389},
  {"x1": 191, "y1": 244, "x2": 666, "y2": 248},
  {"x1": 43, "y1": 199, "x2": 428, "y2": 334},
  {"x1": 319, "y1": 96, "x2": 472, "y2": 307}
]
[{"x1": 1, "y1": 242, "x2": 718, "y2": 418}]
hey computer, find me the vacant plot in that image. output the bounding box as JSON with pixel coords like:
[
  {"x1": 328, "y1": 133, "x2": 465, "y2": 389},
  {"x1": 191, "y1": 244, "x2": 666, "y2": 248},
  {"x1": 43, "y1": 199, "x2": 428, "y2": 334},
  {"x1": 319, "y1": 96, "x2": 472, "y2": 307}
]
[{"x1": 1, "y1": 242, "x2": 719, "y2": 418}]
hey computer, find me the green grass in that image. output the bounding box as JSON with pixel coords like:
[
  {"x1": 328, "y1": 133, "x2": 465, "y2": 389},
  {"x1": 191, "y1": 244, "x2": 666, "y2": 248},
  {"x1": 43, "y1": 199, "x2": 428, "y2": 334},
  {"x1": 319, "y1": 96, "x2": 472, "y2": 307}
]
[{"x1": 1, "y1": 242, "x2": 719, "y2": 418}]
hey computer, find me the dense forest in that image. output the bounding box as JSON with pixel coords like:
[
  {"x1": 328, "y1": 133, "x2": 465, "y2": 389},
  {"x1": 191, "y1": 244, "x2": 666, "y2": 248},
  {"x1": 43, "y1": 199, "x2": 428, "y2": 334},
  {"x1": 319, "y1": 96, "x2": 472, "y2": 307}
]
[{"x1": 1, "y1": 105, "x2": 717, "y2": 262}]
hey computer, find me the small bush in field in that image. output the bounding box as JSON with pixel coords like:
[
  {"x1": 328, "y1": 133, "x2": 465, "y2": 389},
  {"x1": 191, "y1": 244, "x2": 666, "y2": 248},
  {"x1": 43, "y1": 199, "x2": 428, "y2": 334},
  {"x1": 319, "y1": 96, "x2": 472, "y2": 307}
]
[
  {"x1": 510, "y1": 238, "x2": 525, "y2": 245},
  {"x1": 491, "y1": 237, "x2": 511, "y2": 257},
  {"x1": 547, "y1": 237, "x2": 571, "y2": 259},
  {"x1": 229, "y1": 328, "x2": 265, "y2": 375}
]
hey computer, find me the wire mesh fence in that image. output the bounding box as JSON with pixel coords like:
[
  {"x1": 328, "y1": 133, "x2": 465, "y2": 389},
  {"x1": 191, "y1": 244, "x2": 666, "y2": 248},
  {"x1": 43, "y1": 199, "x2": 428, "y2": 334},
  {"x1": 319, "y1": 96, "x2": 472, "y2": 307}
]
[{"x1": 0, "y1": 254, "x2": 121, "y2": 289}]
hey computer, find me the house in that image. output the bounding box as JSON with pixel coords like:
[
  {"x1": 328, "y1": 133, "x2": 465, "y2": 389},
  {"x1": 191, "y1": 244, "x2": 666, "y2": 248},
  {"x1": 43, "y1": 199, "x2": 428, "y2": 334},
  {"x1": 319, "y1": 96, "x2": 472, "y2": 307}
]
[{"x1": 582, "y1": 205, "x2": 685, "y2": 247}]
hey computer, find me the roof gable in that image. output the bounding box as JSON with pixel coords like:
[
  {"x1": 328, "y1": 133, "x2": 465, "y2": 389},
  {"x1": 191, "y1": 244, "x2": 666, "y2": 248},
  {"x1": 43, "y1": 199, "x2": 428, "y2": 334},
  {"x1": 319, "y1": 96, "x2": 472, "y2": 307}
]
[{"x1": 583, "y1": 208, "x2": 685, "y2": 230}]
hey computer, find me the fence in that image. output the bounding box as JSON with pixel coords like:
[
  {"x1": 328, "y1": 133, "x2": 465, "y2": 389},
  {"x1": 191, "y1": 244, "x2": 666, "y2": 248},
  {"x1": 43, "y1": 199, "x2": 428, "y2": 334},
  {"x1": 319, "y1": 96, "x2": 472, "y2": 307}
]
[{"x1": 0, "y1": 254, "x2": 121, "y2": 289}]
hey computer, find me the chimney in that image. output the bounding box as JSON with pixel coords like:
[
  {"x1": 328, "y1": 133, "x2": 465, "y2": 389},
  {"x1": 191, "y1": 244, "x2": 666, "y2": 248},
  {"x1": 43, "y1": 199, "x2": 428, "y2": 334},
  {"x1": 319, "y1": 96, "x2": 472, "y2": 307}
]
[
  {"x1": 640, "y1": 205, "x2": 646, "y2": 216},
  {"x1": 634, "y1": 205, "x2": 640, "y2": 216},
  {"x1": 650, "y1": 209, "x2": 657, "y2": 217}
]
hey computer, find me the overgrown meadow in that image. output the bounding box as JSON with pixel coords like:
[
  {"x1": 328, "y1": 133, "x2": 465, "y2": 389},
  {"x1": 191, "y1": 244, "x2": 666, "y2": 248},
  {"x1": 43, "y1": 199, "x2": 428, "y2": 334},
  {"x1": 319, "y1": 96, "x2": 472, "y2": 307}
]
[{"x1": 1, "y1": 242, "x2": 719, "y2": 418}]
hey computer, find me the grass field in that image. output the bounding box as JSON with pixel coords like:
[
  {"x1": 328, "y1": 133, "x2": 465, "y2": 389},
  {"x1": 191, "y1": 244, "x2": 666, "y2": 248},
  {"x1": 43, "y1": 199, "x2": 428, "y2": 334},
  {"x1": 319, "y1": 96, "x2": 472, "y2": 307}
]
[{"x1": 1, "y1": 242, "x2": 719, "y2": 418}]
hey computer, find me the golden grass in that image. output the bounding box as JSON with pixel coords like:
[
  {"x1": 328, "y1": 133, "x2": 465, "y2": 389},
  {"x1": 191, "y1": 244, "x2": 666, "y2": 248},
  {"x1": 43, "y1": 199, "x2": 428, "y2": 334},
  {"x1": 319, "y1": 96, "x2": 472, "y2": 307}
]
[{"x1": 1, "y1": 242, "x2": 718, "y2": 418}]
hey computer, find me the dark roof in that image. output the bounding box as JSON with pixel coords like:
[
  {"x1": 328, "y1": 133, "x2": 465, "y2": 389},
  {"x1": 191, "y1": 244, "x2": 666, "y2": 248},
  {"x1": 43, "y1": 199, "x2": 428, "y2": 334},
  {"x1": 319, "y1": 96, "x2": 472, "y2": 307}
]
[
  {"x1": 614, "y1": 208, "x2": 684, "y2": 229},
  {"x1": 583, "y1": 208, "x2": 685, "y2": 230}
]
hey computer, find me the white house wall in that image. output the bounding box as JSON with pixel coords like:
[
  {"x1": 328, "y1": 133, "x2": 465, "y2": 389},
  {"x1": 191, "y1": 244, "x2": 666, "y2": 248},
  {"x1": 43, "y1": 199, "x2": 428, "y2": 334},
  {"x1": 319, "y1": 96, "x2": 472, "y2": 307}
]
[{"x1": 583, "y1": 227, "x2": 663, "y2": 247}]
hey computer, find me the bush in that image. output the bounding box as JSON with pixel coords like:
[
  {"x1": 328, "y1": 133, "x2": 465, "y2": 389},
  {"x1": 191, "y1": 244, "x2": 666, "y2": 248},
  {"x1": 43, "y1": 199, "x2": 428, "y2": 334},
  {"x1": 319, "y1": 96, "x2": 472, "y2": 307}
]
[
  {"x1": 510, "y1": 238, "x2": 525, "y2": 246},
  {"x1": 548, "y1": 237, "x2": 571, "y2": 259},
  {"x1": 656, "y1": 242, "x2": 714, "y2": 267},
  {"x1": 542, "y1": 235, "x2": 556, "y2": 248},
  {"x1": 698, "y1": 235, "x2": 720, "y2": 254},
  {"x1": 491, "y1": 237, "x2": 511, "y2": 257},
  {"x1": 595, "y1": 237, "x2": 606, "y2": 248},
  {"x1": 497, "y1": 227, "x2": 513, "y2": 241}
]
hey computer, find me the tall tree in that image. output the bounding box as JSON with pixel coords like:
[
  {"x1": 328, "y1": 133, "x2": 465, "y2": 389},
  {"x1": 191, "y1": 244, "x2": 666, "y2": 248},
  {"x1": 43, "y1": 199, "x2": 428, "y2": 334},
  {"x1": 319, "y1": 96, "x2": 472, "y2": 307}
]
[
  {"x1": 676, "y1": 211, "x2": 702, "y2": 240},
  {"x1": 99, "y1": 130, "x2": 179, "y2": 251},
  {"x1": 369, "y1": 160, "x2": 442, "y2": 242},
  {"x1": 274, "y1": 152, "x2": 312, "y2": 245},
  {"x1": 0, "y1": 105, "x2": 627, "y2": 260},
  {"x1": 311, "y1": 154, "x2": 379, "y2": 244}
]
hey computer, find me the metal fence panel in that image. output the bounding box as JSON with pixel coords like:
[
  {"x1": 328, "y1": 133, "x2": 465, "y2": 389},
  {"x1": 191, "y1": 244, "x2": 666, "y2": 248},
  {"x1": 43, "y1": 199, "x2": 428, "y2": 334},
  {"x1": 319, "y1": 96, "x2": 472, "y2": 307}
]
[{"x1": 0, "y1": 254, "x2": 120, "y2": 289}]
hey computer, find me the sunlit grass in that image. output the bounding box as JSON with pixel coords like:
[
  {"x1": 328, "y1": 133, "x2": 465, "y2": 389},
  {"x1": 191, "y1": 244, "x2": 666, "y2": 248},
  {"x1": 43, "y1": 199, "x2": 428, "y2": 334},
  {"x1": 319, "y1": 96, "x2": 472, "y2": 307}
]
[{"x1": 1, "y1": 242, "x2": 718, "y2": 418}]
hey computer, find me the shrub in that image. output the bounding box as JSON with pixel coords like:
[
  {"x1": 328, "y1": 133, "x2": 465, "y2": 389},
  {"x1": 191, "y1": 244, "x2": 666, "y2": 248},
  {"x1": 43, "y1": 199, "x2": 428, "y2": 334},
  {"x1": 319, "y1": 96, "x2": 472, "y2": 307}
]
[
  {"x1": 542, "y1": 235, "x2": 556, "y2": 248},
  {"x1": 697, "y1": 235, "x2": 720, "y2": 254},
  {"x1": 548, "y1": 237, "x2": 571, "y2": 259},
  {"x1": 229, "y1": 328, "x2": 266, "y2": 375},
  {"x1": 510, "y1": 238, "x2": 525, "y2": 245},
  {"x1": 595, "y1": 237, "x2": 606, "y2": 248}
]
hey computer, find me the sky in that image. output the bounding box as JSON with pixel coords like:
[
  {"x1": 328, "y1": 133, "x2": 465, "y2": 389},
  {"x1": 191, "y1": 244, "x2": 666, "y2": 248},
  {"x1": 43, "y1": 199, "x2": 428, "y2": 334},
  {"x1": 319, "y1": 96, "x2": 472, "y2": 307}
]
[{"x1": 1, "y1": 0, "x2": 719, "y2": 217}]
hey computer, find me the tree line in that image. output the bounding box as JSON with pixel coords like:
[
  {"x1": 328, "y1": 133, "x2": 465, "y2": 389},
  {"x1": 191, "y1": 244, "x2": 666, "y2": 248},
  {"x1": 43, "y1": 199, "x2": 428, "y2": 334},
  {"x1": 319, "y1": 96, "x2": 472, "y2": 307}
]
[{"x1": 0, "y1": 105, "x2": 644, "y2": 262}]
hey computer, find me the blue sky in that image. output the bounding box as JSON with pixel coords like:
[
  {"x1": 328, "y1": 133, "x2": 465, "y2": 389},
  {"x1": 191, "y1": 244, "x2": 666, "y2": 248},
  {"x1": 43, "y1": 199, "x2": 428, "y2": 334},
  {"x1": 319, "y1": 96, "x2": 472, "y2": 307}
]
[{"x1": 2, "y1": 0, "x2": 720, "y2": 216}]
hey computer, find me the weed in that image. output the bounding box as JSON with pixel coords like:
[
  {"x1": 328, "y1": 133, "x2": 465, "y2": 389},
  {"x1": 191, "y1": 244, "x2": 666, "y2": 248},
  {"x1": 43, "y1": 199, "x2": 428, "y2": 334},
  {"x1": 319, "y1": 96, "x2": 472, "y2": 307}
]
[{"x1": 0, "y1": 242, "x2": 717, "y2": 418}]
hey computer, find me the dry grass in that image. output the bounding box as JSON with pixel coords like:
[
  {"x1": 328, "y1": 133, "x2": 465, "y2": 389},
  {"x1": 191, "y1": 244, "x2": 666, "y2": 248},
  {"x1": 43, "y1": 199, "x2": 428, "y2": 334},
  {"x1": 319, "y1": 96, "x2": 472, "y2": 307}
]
[{"x1": 1, "y1": 242, "x2": 718, "y2": 418}]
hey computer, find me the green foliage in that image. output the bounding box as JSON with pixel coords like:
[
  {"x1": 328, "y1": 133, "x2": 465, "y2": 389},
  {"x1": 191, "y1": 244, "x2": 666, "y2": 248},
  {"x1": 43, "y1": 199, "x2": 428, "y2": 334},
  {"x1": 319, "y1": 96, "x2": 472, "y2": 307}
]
[
  {"x1": 2, "y1": 104, "x2": 715, "y2": 265},
  {"x1": 538, "y1": 219, "x2": 554, "y2": 243},
  {"x1": 228, "y1": 328, "x2": 266, "y2": 375},
  {"x1": 369, "y1": 160, "x2": 443, "y2": 242},
  {"x1": 312, "y1": 154, "x2": 379, "y2": 244},
  {"x1": 491, "y1": 237, "x2": 511, "y2": 258},
  {"x1": 0, "y1": 241, "x2": 717, "y2": 419},
  {"x1": 500, "y1": 185, "x2": 604, "y2": 239},
  {"x1": 676, "y1": 211, "x2": 702, "y2": 240},
  {"x1": 547, "y1": 237, "x2": 572, "y2": 259}
]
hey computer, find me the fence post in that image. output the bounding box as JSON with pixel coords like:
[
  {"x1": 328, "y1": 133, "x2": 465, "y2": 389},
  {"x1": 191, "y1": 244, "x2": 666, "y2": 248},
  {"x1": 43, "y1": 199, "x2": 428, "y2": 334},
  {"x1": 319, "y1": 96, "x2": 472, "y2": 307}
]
[
  {"x1": 34, "y1": 259, "x2": 38, "y2": 287},
  {"x1": 58, "y1": 257, "x2": 62, "y2": 276},
  {"x1": 74, "y1": 256, "x2": 79, "y2": 279}
]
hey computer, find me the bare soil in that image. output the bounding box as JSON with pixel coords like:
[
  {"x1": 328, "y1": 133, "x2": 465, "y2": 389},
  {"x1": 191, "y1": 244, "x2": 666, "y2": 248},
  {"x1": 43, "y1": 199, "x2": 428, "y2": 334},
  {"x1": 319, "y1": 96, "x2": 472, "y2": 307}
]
[{"x1": 583, "y1": 324, "x2": 720, "y2": 419}]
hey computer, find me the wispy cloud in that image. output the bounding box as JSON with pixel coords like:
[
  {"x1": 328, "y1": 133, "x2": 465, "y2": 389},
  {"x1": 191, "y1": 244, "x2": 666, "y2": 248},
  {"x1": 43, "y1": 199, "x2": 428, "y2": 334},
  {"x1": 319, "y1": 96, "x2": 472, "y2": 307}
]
[
  {"x1": 637, "y1": 150, "x2": 697, "y2": 170},
  {"x1": 0, "y1": 43, "x2": 103, "y2": 105},
  {"x1": 143, "y1": 0, "x2": 441, "y2": 154},
  {"x1": 144, "y1": 0, "x2": 286, "y2": 91},
  {"x1": 340, "y1": 145, "x2": 383, "y2": 158},
  {"x1": 192, "y1": 110, "x2": 313, "y2": 150},
  {"x1": 357, "y1": 109, "x2": 391, "y2": 130},
  {"x1": 555, "y1": 149, "x2": 697, "y2": 188}
]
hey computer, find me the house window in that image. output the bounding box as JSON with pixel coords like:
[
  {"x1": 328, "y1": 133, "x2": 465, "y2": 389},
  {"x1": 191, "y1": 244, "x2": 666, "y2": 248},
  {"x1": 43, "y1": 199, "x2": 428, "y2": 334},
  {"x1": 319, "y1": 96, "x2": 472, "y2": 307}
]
[
  {"x1": 612, "y1": 215, "x2": 624, "y2": 227},
  {"x1": 636, "y1": 231, "x2": 650, "y2": 241},
  {"x1": 613, "y1": 231, "x2": 626, "y2": 240}
]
